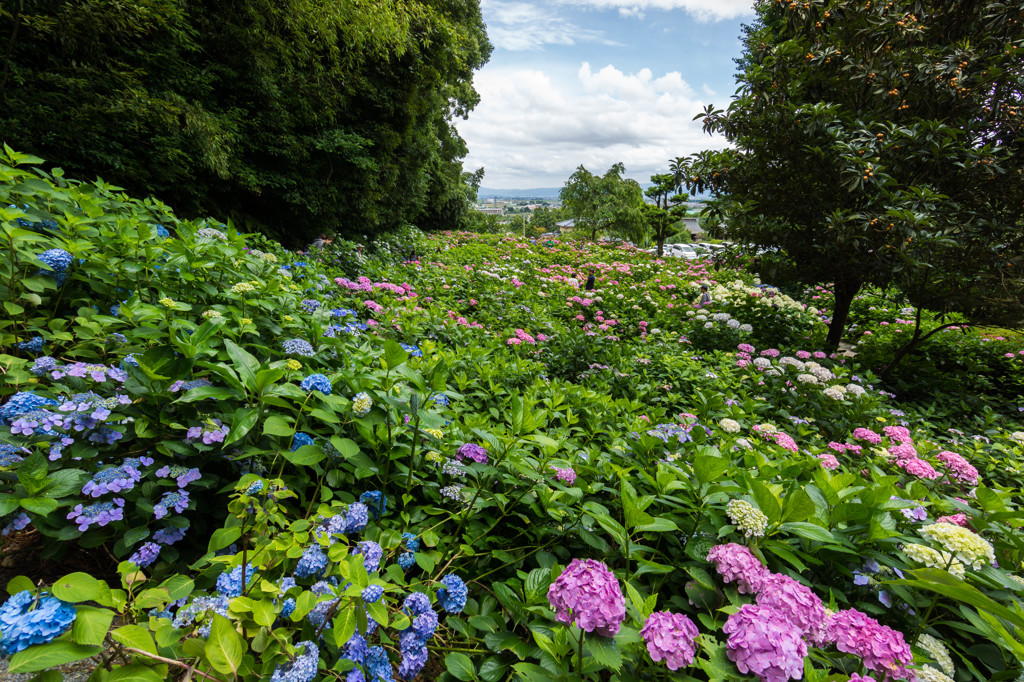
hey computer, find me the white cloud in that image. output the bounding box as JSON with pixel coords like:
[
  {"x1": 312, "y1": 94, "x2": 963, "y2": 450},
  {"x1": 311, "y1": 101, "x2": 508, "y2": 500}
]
[
  {"x1": 456, "y1": 63, "x2": 729, "y2": 188},
  {"x1": 557, "y1": 0, "x2": 755, "y2": 22},
  {"x1": 619, "y1": 6, "x2": 645, "y2": 19},
  {"x1": 483, "y1": 0, "x2": 617, "y2": 51}
]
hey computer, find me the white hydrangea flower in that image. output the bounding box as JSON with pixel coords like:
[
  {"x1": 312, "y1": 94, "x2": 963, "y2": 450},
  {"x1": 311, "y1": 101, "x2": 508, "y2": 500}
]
[
  {"x1": 845, "y1": 384, "x2": 866, "y2": 397},
  {"x1": 903, "y1": 543, "x2": 966, "y2": 579},
  {"x1": 726, "y1": 499, "x2": 768, "y2": 537},
  {"x1": 916, "y1": 633, "x2": 955, "y2": 677},
  {"x1": 739, "y1": 324, "x2": 753, "y2": 332},
  {"x1": 823, "y1": 386, "x2": 846, "y2": 401},
  {"x1": 753, "y1": 358, "x2": 772, "y2": 368},
  {"x1": 919, "y1": 523, "x2": 995, "y2": 570},
  {"x1": 779, "y1": 357, "x2": 805, "y2": 370},
  {"x1": 720, "y1": 418, "x2": 741, "y2": 434},
  {"x1": 796, "y1": 373, "x2": 818, "y2": 384}
]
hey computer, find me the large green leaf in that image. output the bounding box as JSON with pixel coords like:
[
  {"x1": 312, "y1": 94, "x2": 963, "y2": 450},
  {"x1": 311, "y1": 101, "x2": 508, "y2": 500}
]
[
  {"x1": 445, "y1": 652, "x2": 478, "y2": 681},
  {"x1": 204, "y1": 614, "x2": 245, "y2": 675},
  {"x1": 71, "y1": 605, "x2": 114, "y2": 647},
  {"x1": 7, "y1": 641, "x2": 100, "y2": 673}
]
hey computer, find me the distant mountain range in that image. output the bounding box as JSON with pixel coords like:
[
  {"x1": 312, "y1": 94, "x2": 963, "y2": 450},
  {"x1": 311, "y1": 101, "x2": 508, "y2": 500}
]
[{"x1": 477, "y1": 185, "x2": 712, "y2": 201}]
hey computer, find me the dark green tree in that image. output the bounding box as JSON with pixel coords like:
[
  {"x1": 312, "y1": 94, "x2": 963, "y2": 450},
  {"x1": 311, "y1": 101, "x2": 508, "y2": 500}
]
[
  {"x1": 644, "y1": 172, "x2": 687, "y2": 256},
  {"x1": 560, "y1": 163, "x2": 645, "y2": 242},
  {"x1": 688, "y1": 0, "x2": 1024, "y2": 349},
  {"x1": 0, "y1": 0, "x2": 491, "y2": 246}
]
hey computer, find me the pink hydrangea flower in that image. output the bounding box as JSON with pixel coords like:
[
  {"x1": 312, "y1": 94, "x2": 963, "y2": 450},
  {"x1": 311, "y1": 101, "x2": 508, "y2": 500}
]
[
  {"x1": 883, "y1": 425, "x2": 913, "y2": 444},
  {"x1": 771, "y1": 432, "x2": 798, "y2": 453},
  {"x1": 853, "y1": 428, "x2": 881, "y2": 444},
  {"x1": 553, "y1": 467, "x2": 577, "y2": 486},
  {"x1": 827, "y1": 609, "x2": 913, "y2": 679},
  {"x1": 849, "y1": 675, "x2": 877, "y2": 681},
  {"x1": 897, "y1": 457, "x2": 940, "y2": 480},
  {"x1": 936, "y1": 513, "x2": 969, "y2": 527},
  {"x1": 888, "y1": 443, "x2": 918, "y2": 462},
  {"x1": 707, "y1": 543, "x2": 768, "y2": 594},
  {"x1": 818, "y1": 454, "x2": 840, "y2": 470},
  {"x1": 547, "y1": 559, "x2": 625, "y2": 637},
  {"x1": 756, "y1": 573, "x2": 829, "y2": 645},
  {"x1": 724, "y1": 604, "x2": 807, "y2": 682},
  {"x1": 935, "y1": 451, "x2": 979, "y2": 486},
  {"x1": 641, "y1": 611, "x2": 699, "y2": 670},
  {"x1": 737, "y1": 343, "x2": 756, "y2": 354}
]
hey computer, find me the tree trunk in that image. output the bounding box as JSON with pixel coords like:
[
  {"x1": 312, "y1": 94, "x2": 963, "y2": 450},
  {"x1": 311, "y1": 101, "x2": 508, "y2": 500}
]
[
  {"x1": 657, "y1": 239, "x2": 664, "y2": 257},
  {"x1": 825, "y1": 278, "x2": 861, "y2": 349}
]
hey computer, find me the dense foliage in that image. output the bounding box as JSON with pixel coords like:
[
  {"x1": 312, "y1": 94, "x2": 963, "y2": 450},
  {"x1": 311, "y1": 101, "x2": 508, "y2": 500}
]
[
  {"x1": 0, "y1": 0, "x2": 491, "y2": 245},
  {"x1": 2, "y1": 152, "x2": 1024, "y2": 681},
  {"x1": 687, "y1": 0, "x2": 1024, "y2": 347}
]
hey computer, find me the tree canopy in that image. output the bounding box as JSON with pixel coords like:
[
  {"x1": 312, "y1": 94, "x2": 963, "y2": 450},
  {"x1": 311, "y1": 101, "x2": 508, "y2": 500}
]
[
  {"x1": 0, "y1": 0, "x2": 491, "y2": 246},
  {"x1": 643, "y1": 172, "x2": 687, "y2": 256},
  {"x1": 688, "y1": 0, "x2": 1024, "y2": 347},
  {"x1": 560, "y1": 163, "x2": 645, "y2": 242}
]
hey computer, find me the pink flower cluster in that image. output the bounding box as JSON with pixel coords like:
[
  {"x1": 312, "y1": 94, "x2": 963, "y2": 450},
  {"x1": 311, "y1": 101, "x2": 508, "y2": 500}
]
[
  {"x1": 853, "y1": 428, "x2": 882, "y2": 444},
  {"x1": 706, "y1": 543, "x2": 768, "y2": 594},
  {"x1": 935, "y1": 450, "x2": 979, "y2": 486},
  {"x1": 362, "y1": 300, "x2": 384, "y2": 313},
  {"x1": 827, "y1": 609, "x2": 913, "y2": 679},
  {"x1": 936, "y1": 513, "x2": 969, "y2": 527},
  {"x1": 723, "y1": 604, "x2": 807, "y2": 682},
  {"x1": 756, "y1": 574, "x2": 828, "y2": 645},
  {"x1": 770, "y1": 432, "x2": 798, "y2": 453},
  {"x1": 455, "y1": 443, "x2": 488, "y2": 464},
  {"x1": 737, "y1": 343, "x2": 756, "y2": 354},
  {"x1": 827, "y1": 441, "x2": 862, "y2": 454},
  {"x1": 759, "y1": 348, "x2": 781, "y2": 358},
  {"x1": 883, "y1": 425, "x2": 912, "y2": 443},
  {"x1": 818, "y1": 454, "x2": 840, "y2": 470},
  {"x1": 507, "y1": 329, "x2": 537, "y2": 345},
  {"x1": 888, "y1": 442, "x2": 940, "y2": 480},
  {"x1": 547, "y1": 559, "x2": 625, "y2": 637},
  {"x1": 641, "y1": 611, "x2": 699, "y2": 670},
  {"x1": 553, "y1": 467, "x2": 577, "y2": 486}
]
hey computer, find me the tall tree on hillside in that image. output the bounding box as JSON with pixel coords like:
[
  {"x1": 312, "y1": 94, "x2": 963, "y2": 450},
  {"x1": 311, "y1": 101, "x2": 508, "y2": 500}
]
[
  {"x1": 688, "y1": 0, "x2": 1024, "y2": 349},
  {"x1": 560, "y1": 163, "x2": 645, "y2": 242},
  {"x1": 0, "y1": 0, "x2": 491, "y2": 245}
]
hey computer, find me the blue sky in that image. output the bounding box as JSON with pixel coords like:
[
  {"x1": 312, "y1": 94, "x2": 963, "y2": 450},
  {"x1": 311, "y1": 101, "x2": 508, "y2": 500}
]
[{"x1": 456, "y1": 0, "x2": 757, "y2": 188}]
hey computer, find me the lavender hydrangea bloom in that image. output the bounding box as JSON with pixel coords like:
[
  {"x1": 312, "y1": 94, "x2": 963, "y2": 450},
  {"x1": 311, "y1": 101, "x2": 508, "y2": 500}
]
[
  {"x1": 353, "y1": 541, "x2": 383, "y2": 573},
  {"x1": 828, "y1": 608, "x2": 913, "y2": 679},
  {"x1": 154, "y1": 491, "x2": 190, "y2": 519},
  {"x1": 295, "y1": 545, "x2": 328, "y2": 579},
  {"x1": 172, "y1": 595, "x2": 231, "y2": 637},
  {"x1": 398, "y1": 643, "x2": 428, "y2": 679},
  {"x1": 641, "y1": 611, "x2": 700, "y2": 671},
  {"x1": 547, "y1": 558, "x2": 626, "y2": 637},
  {"x1": 156, "y1": 464, "x2": 202, "y2": 488},
  {"x1": 0, "y1": 590, "x2": 77, "y2": 655},
  {"x1": 724, "y1": 604, "x2": 807, "y2": 682},
  {"x1": 2, "y1": 512, "x2": 31, "y2": 536},
  {"x1": 185, "y1": 419, "x2": 229, "y2": 446},
  {"x1": 169, "y1": 378, "x2": 213, "y2": 393},
  {"x1": 365, "y1": 646, "x2": 394, "y2": 681},
  {"x1": 130, "y1": 542, "x2": 161, "y2": 567},
  {"x1": 300, "y1": 373, "x2": 332, "y2": 394},
  {"x1": 81, "y1": 464, "x2": 143, "y2": 497},
  {"x1": 301, "y1": 299, "x2": 321, "y2": 313},
  {"x1": 30, "y1": 356, "x2": 58, "y2": 376},
  {"x1": 66, "y1": 498, "x2": 125, "y2": 531},
  {"x1": 153, "y1": 526, "x2": 187, "y2": 545},
  {"x1": 437, "y1": 574, "x2": 468, "y2": 614},
  {"x1": 455, "y1": 443, "x2": 488, "y2": 464}
]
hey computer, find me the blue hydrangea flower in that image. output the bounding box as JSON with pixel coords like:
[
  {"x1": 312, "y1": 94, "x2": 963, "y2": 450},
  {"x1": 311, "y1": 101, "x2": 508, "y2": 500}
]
[
  {"x1": 430, "y1": 393, "x2": 450, "y2": 408},
  {"x1": 291, "y1": 432, "x2": 315, "y2": 452},
  {"x1": 398, "y1": 551, "x2": 415, "y2": 571},
  {"x1": 360, "y1": 490, "x2": 386, "y2": 519},
  {"x1": 217, "y1": 563, "x2": 256, "y2": 597},
  {"x1": 283, "y1": 339, "x2": 316, "y2": 357},
  {"x1": 300, "y1": 373, "x2": 332, "y2": 394},
  {"x1": 342, "y1": 503, "x2": 369, "y2": 534},
  {"x1": 81, "y1": 464, "x2": 143, "y2": 497},
  {"x1": 353, "y1": 541, "x2": 383, "y2": 573},
  {"x1": 245, "y1": 480, "x2": 265, "y2": 495},
  {"x1": 130, "y1": 542, "x2": 161, "y2": 567},
  {"x1": 0, "y1": 445, "x2": 26, "y2": 468},
  {"x1": 398, "y1": 642, "x2": 428, "y2": 680},
  {"x1": 0, "y1": 590, "x2": 77, "y2": 655},
  {"x1": 437, "y1": 574, "x2": 468, "y2": 613},
  {"x1": 365, "y1": 646, "x2": 394, "y2": 682},
  {"x1": 153, "y1": 526, "x2": 187, "y2": 545},
  {"x1": 294, "y1": 545, "x2": 328, "y2": 579},
  {"x1": 361, "y1": 585, "x2": 384, "y2": 604},
  {"x1": 330, "y1": 308, "x2": 358, "y2": 318},
  {"x1": 172, "y1": 595, "x2": 230, "y2": 637},
  {"x1": 155, "y1": 225, "x2": 171, "y2": 240},
  {"x1": 400, "y1": 343, "x2": 423, "y2": 358},
  {"x1": 169, "y1": 378, "x2": 213, "y2": 393},
  {"x1": 0, "y1": 392, "x2": 60, "y2": 424},
  {"x1": 402, "y1": 532, "x2": 421, "y2": 552},
  {"x1": 30, "y1": 356, "x2": 58, "y2": 376},
  {"x1": 301, "y1": 299, "x2": 321, "y2": 314}
]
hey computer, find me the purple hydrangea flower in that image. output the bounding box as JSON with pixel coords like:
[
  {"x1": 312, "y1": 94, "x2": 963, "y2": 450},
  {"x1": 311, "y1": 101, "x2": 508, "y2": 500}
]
[
  {"x1": 81, "y1": 464, "x2": 143, "y2": 497},
  {"x1": 130, "y1": 542, "x2": 161, "y2": 567},
  {"x1": 153, "y1": 526, "x2": 187, "y2": 545},
  {"x1": 301, "y1": 299, "x2": 321, "y2": 314},
  {"x1": 154, "y1": 491, "x2": 190, "y2": 519},
  {"x1": 455, "y1": 443, "x2": 488, "y2": 464},
  {"x1": 707, "y1": 543, "x2": 769, "y2": 594},
  {"x1": 156, "y1": 465, "x2": 202, "y2": 488},
  {"x1": 30, "y1": 356, "x2": 58, "y2": 376},
  {"x1": 66, "y1": 498, "x2": 125, "y2": 531},
  {"x1": 361, "y1": 585, "x2": 384, "y2": 604},
  {"x1": 365, "y1": 646, "x2": 393, "y2": 681},
  {"x1": 2, "y1": 512, "x2": 31, "y2": 536},
  {"x1": 353, "y1": 541, "x2": 383, "y2": 573},
  {"x1": 283, "y1": 339, "x2": 316, "y2": 357},
  {"x1": 641, "y1": 611, "x2": 699, "y2": 670},
  {"x1": 169, "y1": 378, "x2": 213, "y2": 393},
  {"x1": 756, "y1": 573, "x2": 829, "y2": 645},
  {"x1": 547, "y1": 558, "x2": 626, "y2": 637},
  {"x1": 827, "y1": 608, "x2": 913, "y2": 679},
  {"x1": 723, "y1": 604, "x2": 807, "y2": 682}
]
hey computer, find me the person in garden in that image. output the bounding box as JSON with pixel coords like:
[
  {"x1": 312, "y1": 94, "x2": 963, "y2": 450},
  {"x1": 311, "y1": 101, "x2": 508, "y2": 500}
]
[
  {"x1": 698, "y1": 284, "x2": 712, "y2": 306},
  {"x1": 310, "y1": 233, "x2": 332, "y2": 249},
  {"x1": 585, "y1": 273, "x2": 596, "y2": 291}
]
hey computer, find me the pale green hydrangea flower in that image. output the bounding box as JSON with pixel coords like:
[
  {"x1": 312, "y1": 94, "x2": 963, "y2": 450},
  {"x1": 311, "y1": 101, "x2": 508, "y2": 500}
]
[
  {"x1": 919, "y1": 523, "x2": 995, "y2": 570},
  {"x1": 726, "y1": 499, "x2": 768, "y2": 538}
]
